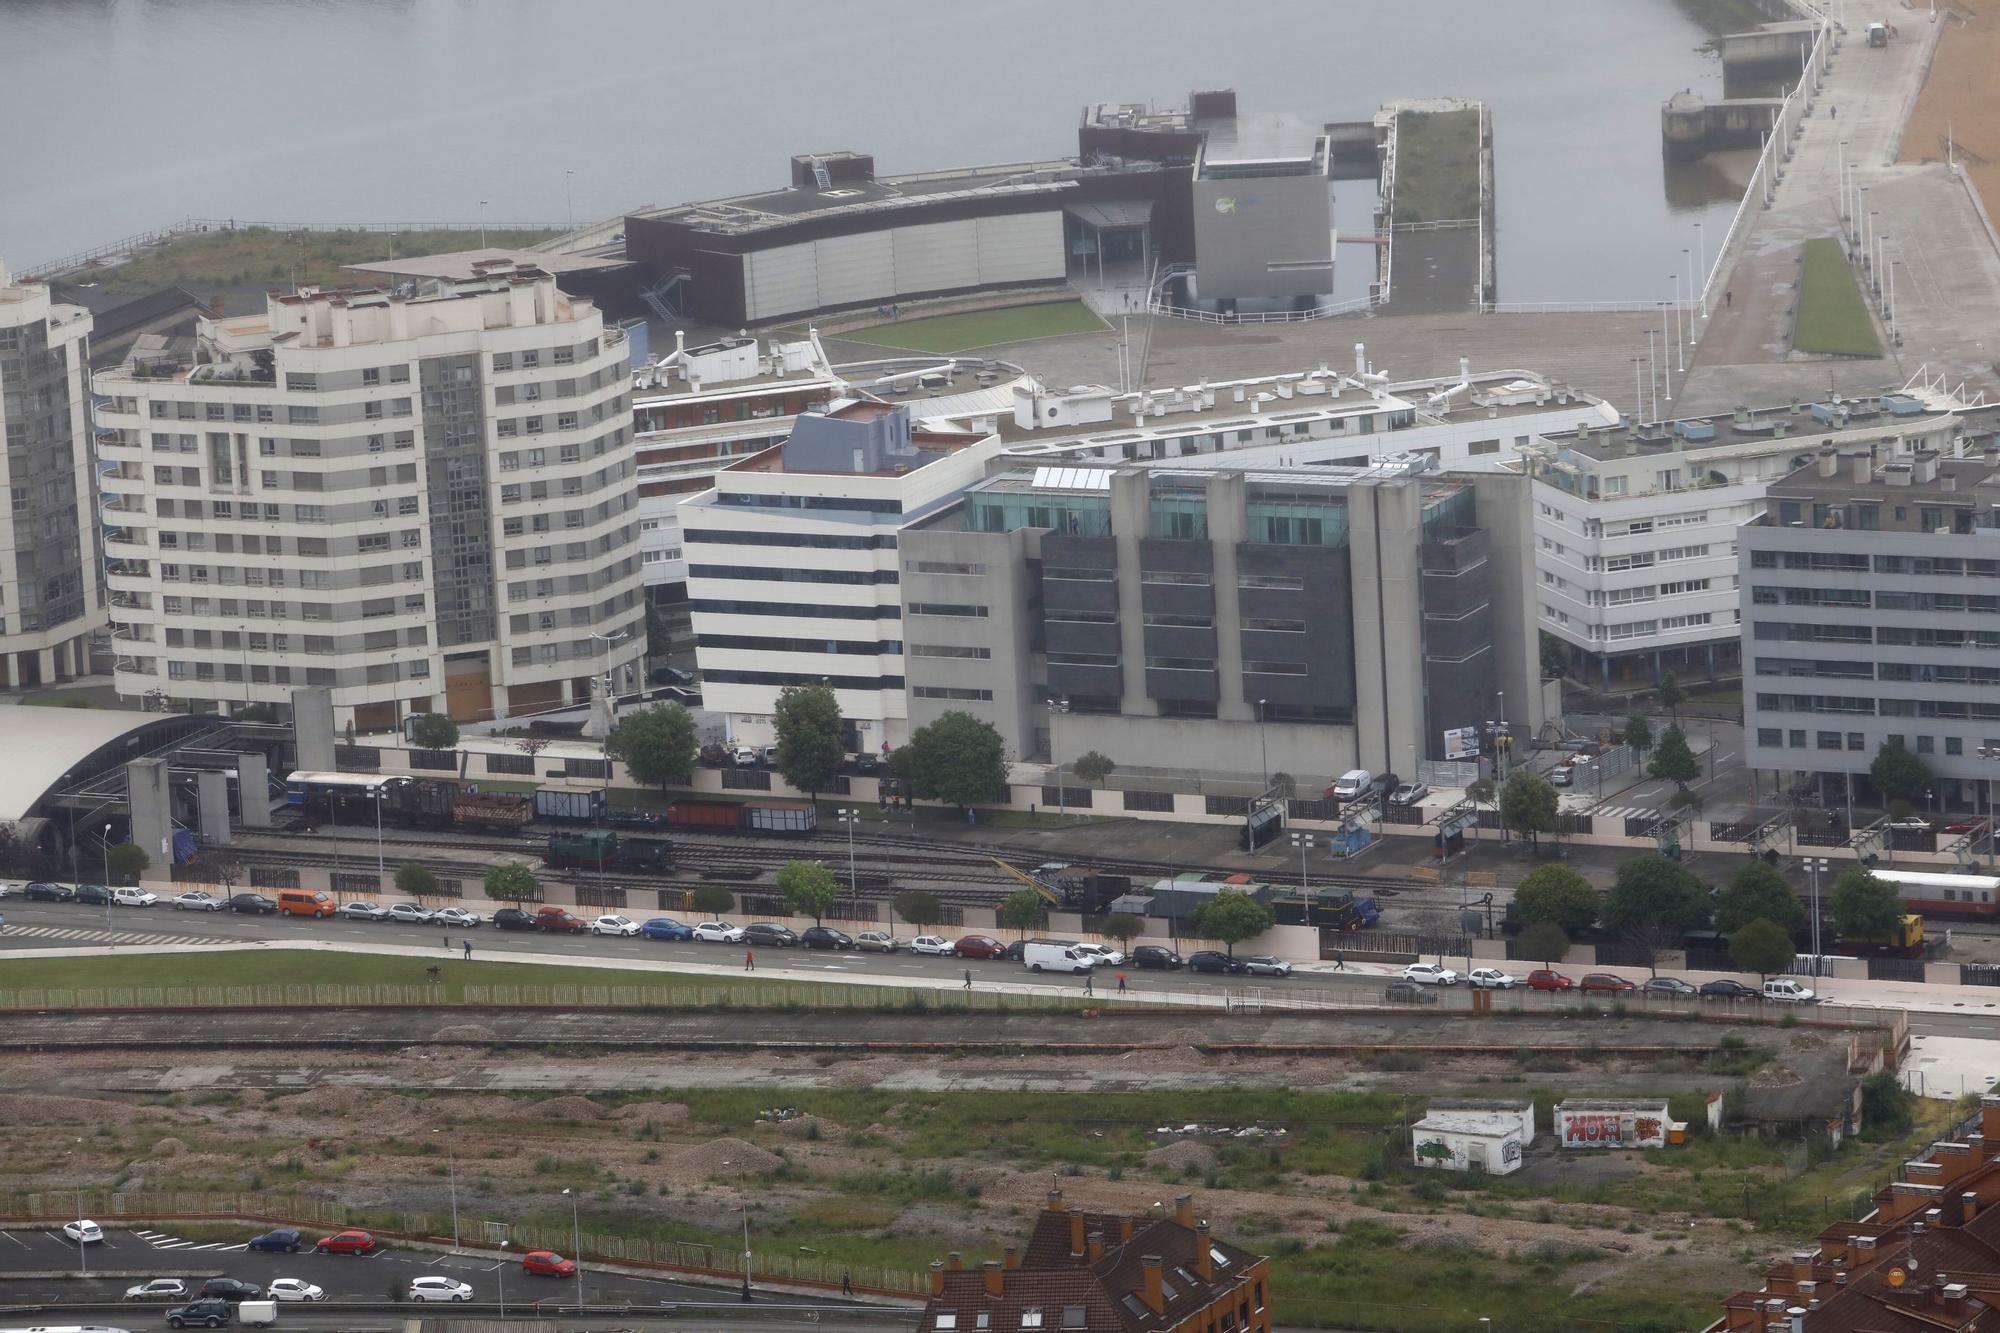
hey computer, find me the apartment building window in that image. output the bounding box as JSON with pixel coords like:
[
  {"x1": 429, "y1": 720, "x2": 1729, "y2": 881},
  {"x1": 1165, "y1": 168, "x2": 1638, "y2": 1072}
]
[
  {"x1": 1758, "y1": 729, "x2": 1782, "y2": 747},
  {"x1": 286, "y1": 373, "x2": 317, "y2": 391},
  {"x1": 287, "y1": 405, "x2": 318, "y2": 425},
  {"x1": 1051, "y1": 652, "x2": 1121, "y2": 667},
  {"x1": 1142, "y1": 569, "x2": 1212, "y2": 586},
  {"x1": 913, "y1": 685, "x2": 993, "y2": 701},
  {"x1": 1046, "y1": 608, "x2": 1116, "y2": 624},
  {"x1": 908, "y1": 603, "x2": 988, "y2": 618},
  {"x1": 1144, "y1": 655, "x2": 1212, "y2": 671},
  {"x1": 1242, "y1": 617, "x2": 1305, "y2": 632},
  {"x1": 910, "y1": 644, "x2": 992, "y2": 659},
  {"x1": 492, "y1": 352, "x2": 513, "y2": 371},
  {"x1": 1467, "y1": 439, "x2": 1500, "y2": 456}
]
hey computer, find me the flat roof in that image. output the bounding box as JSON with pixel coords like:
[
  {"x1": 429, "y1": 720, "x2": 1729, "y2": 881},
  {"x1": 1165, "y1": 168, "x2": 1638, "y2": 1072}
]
[
  {"x1": 343, "y1": 248, "x2": 631, "y2": 281},
  {"x1": 0, "y1": 708, "x2": 180, "y2": 822},
  {"x1": 1541, "y1": 393, "x2": 1981, "y2": 462},
  {"x1": 1765, "y1": 453, "x2": 2000, "y2": 503},
  {"x1": 632, "y1": 160, "x2": 1095, "y2": 236}
]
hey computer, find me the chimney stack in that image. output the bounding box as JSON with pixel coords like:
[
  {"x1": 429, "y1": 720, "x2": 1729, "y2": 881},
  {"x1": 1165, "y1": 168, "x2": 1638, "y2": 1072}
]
[
  {"x1": 930, "y1": 1261, "x2": 945, "y2": 1297},
  {"x1": 983, "y1": 1261, "x2": 1004, "y2": 1298},
  {"x1": 1046, "y1": 1188, "x2": 1065, "y2": 1213},
  {"x1": 1004, "y1": 1246, "x2": 1019, "y2": 1271},
  {"x1": 1139, "y1": 1257, "x2": 1164, "y2": 1314},
  {"x1": 1174, "y1": 1195, "x2": 1195, "y2": 1228},
  {"x1": 1117, "y1": 1217, "x2": 1133, "y2": 1245},
  {"x1": 1193, "y1": 1221, "x2": 1213, "y2": 1281},
  {"x1": 1087, "y1": 1231, "x2": 1104, "y2": 1263},
  {"x1": 1070, "y1": 1211, "x2": 1086, "y2": 1258},
  {"x1": 948, "y1": 1252, "x2": 963, "y2": 1271}
]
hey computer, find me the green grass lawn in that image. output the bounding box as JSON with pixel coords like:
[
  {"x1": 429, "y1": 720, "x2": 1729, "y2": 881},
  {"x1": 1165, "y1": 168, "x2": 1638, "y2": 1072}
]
[
  {"x1": 1793, "y1": 237, "x2": 1882, "y2": 357},
  {"x1": 68, "y1": 226, "x2": 561, "y2": 295},
  {"x1": 1391, "y1": 109, "x2": 1482, "y2": 225},
  {"x1": 838, "y1": 300, "x2": 1104, "y2": 353}
]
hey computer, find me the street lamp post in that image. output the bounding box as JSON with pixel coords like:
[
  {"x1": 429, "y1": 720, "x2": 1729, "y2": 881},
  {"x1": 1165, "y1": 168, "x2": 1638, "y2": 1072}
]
[
  {"x1": 497, "y1": 1240, "x2": 508, "y2": 1318},
  {"x1": 1805, "y1": 856, "x2": 1828, "y2": 972},
  {"x1": 370, "y1": 783, "x2": 386, "y2": 889},
  {"x1": 740, "y1": 1214, "x2": 753, "y2": 1303},
  {"x1": 75, "y1": 1180, "x2": 87, "y2": 1278},
  {"x1": 98, "y1": 823, "x2": 114, "y2": 943},
  {"x1": 837, "y1": 808, "x2": 859, "y2": 917},
  {"x1": 478, "y1": 200, "x2": 489, "y2": 249},
  {"x1": 1289, "y1": 831, "x2": 1315, "y2": 919},
  {"x1": 561, "y1": 1187, "x2": 583, "y2": 1312},
  {"x1": 1046, "y1": 696, "x2": 1069, "y2": 819},
  {"x1": 1256, "y1": 698, "x2": 1269, "y2": 789}
]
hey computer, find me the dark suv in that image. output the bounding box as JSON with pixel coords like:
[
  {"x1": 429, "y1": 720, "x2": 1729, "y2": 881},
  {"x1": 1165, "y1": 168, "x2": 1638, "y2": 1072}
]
[
  {"x1": 25, "y1": 882, "x2": 74, "y2": 902},
  {"x1": 1188, "y1": 950, "x2": 1243, "y2": 975},
  {"x1": 199, "y1": 1279, "x2": 264, "y2": 1303},
  {"x1": 167, "y1": 1298, "x2": 234, "y2": 1328},
  {"x1": 246, "y1": 1228, "x2": 301, "y2": 1253},
  {"x1": 743, "y1": 922, "x2": 799, "y2": 948},
  {"x1": 493, "y1": 907, "x2": 539, "y2": 931},
  {"x1": 800, "y1": 926, "x2": 853, "y2": 951},
  {"x1": 1132, "y1": 945, "x2": 1182, "y2": 970}
]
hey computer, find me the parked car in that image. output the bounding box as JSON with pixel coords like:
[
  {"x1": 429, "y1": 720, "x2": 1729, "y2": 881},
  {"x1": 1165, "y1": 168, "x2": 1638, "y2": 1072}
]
[
  {"x1": 339, "y1": 901, "x2": 390, "y2": 923},
  {"x1": 801, "y1": 925, "x2": 854, "y2": 951},
  {"x1": 266, "y1": 1280, "x2": 324, "y2": 1303},
  {"x1": 76, "y1": 883, "x2": 112, "y2": 906},
  {"x1": 25, "y1": 881, "x2": 74, "y2": 902},
  {"x1": 1242, "y1": 955, "x2": 1292, "y2": 978},
  {"x1": 493, "y1": 907, "x2": 539, "y2": 931},
  {"x1": 1132, "y1": 944, "x2": 1183, "y2": 970},
  {"x1": 1389, "y1": 781, "x2": 1431, "y2": 806},
  {"x1": 199, "y1": 1279, "x2": 263, "y2": 1303},
  {"x1": 127, "y1": 1279, "x2": 188, "y2": 1301},
  {"x1": 433, "y1": 906, "x2": 483, "y2": 929},
  {"x1": 909, "y1": 934, "x2": 953, "y2": 955},
  {"x1": 1525, "y1": 969, "x2": 1574, "y2": 991},
  {"x1": 1642, "y1": 977, "x2": 1698, "y2": 997},
  {"x1": 953, "y1": 934, "x2": 1006, "y2": 960},
  {"x1": 1888, "y1": 817, "x2": 1934, "y2": 832},
  {"x1": 172, "y1": 890, "x2": 232, "y2": 912},
  {"x1": 521, "y1": 1250, "x2": 577, "y2": 1278},
  {"x1": 0, "y1": 881, "x2": 13, "y2": 898},
  {"x1": 640, "y1": 917, "x2": 693, "y2": 941},
  {"x1": 589, "y1": 914, "x2": 641, "y2": 937},
  {"x1": 534, "y1": 906, "x2": 588, "y2": 934},
  {"x1": 1551, "y1": 760, "x2": 1578, "y2": 787},
  {"x1": 246, "y1": 1228, "x2": 302, "y2": 1253},
  {"x1": 1072, "y1": 942, "x2": 1125, "y2": 967},
  {"x1": 1578, "y1": 973, "x2": 1636, "y2": 994},
  {"x1": 729, "y1": 745, "x2": 758, "y2": 766},
  {"x1": 743, "y1": 922, "x2": 798, "y2": 948},
  {"x1": 1943, "y1": 817, "x2": 1989, "y2": 835},
  {"x1": 1763, "y1": 977, "x2": 1817, "y2": 1003},
  {"x1": 112, "y1": 886, "x2": 158, "y2": 907},
  {"x1": 387, "y1": 902, "x2": 435, "y2": 925},
  {"x1": 314, "y1": 1229, "x2": 377, "y2": 1254},
  {"x1": 408, "y1": 1276, "x2": 473, "y2": 1303},
  {"x1": 692, "y1": 920, "x2": 745, "y2": 943},
  {"x1": 853, "y1": 930, "x2": 900, "y2": 953},
  {"x1": 227, "y1": 894, "x2": 278, "y2": 915},
  {"x1": 1401, "y1": 962, "x2": 1458, "y2": 986},
  {"x1": 1467, "y1": 967, "x2": 1519, "y2": 989},
  {"x1": 166, "y1": 1297, "x2": 234, "y2": 1328},
  {"x1": 1383, "y1": 981, "x2": 1439, "y2": 1005},
  {"x1": 1699, "y1": 978, "x2": 1761, "y2": 999},
  {"x1": 62, "y1": 1219, "x2": 104, "y2": 1243},
  {"x1": 1187, "y1": 950, "x2": 1244, "y2": 975}
]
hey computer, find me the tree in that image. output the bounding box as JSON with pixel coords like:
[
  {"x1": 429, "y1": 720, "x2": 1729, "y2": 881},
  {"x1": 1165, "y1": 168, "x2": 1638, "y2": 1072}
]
[
  {"x1": 1518, "y1": 919, "x2": 1572, "y2": 967},
  {"x1": 1499, "y1": 769, "x2": 1559, "y2": 847},
  {"x1": 1623, "y1": 715, "x2": 1653, "y2": 757},
  {"x1": 1601, "y1": 854, "x2": 1710, "y2": 941},
  {"x1": 606, "y1": 703, "x2": 698, "y2": 798},
  {"x1": 1100, "y1": 912, "x2": 1144, "y2": 952},
  {"x1": 1071, "y1": 750, "x2": 1116, "y2": 788},
  {"x1": 1465, "y1": 778, "x2": 1496, "y2": 811},
  {"x1": 1657, "y1": 670, "x2": 1686, "y2": 723},
  {"x1": 1191, "y1": 887, "x2": 1274, "y2": 958},
  {"x1": 1268, "y1": 771, "x2": 1297, "y2": 801},
  {"x1": 772, "y1": 684, "x2": 845, "y2": 801},
  {"x1": 516, "y1": 736, "x2": 553, "y2": 765},
  {"x1": 1831, "y1": 866, "x2": 1902, "y2": 940},
  {"x1": 998, "y1": 888, "x2": 1046, "y2": 936},
  {"x1": 409, "y1": 712, "x2": 459, "y2": 750},
  {"x1": 777, "y1": 859, "x2": 841, "y2": 924},
  {"x1": 1539, "y1": 631, "x2": 1567, "y2": 681},
  {"x1": 690, "y1": 884, "x2": 737, "y2": 917},
  {"x1": 1512, "y1": 863, "x2": 1599, "y2": 933},
  {"x1": 1648, "y1": 726, "x2": 1701, "y2": 790},
  {"x1": 907, "y1": 710, "x2": 1009, "y2": 811},
  {"x1": 483, "y1": 862, "x2": 541, "y2": 902},
  {"x1": 1861, "y1": 1070, "x2": 1915, "y2": 1136},
  {"x1": 395, "y1": 864, "x2": 438, "y2": 899},
  {"x1": 1869, "y1": 737, "x2": 1932, "y2": 806},
  {"x1": 893, "y1": 890, "x2": 941, "y2": 931},
  {"x1": 1716, "y1": 860, "x2": 1805, "y2": 936},
  {"x1": 644, "y1": 601, "x2": 671, "y2": 660},
  {"x1": 1729, "y1": 919, "x2": 1796, "y2": 979},
  {"x1": 105, "y1": 842, "x2": 150, "y2": 886}
]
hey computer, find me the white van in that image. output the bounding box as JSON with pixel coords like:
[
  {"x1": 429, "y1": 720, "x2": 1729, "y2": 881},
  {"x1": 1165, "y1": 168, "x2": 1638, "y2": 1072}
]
[
  {"x1": 1022, "y1": 941, "x2": 1094, "y2": 974},
  {"x1": 1762, "y1": 978, "x2": 1817, "y2": 1003},
  {"x1": 1329, "y1": 769, "x2": 1375, "y2": 801}
]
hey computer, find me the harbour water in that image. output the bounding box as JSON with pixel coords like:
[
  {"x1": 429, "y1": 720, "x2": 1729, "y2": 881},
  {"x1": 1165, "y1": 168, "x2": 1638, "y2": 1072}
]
[{"x1": 1, "y1": 0, "x2": 1750, "y2": 303}]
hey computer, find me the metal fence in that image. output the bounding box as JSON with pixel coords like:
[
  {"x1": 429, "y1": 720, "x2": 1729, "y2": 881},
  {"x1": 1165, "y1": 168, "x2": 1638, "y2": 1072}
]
[{"x1": 0, "y1": 980, "x2": 1096, "y2": 1013}]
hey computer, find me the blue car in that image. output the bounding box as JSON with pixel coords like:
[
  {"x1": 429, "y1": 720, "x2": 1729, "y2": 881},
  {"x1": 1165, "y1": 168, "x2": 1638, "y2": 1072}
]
[
  {"x1": 641, "y1": 917, "x2": 693, "y2": 941},
  {"x1": 247, "y1": 1228, "x2": 302, "y2": 1253}
]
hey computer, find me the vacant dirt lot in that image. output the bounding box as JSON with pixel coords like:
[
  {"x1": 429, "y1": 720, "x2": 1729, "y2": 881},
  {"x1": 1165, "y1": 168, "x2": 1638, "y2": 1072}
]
[{"x1": 1899, "y1": 8, "x2": 2000, "y2": 223}]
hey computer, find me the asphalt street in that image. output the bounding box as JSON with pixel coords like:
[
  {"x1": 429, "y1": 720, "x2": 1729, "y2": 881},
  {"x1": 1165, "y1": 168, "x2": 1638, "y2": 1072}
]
[{"x1": 0, "y1": 1225, "x2": 845, "y2": 1311}]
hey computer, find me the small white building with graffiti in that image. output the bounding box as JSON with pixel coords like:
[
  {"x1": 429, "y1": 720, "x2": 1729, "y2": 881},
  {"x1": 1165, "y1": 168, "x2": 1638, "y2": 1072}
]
[
  {"x1": 1554, "y1": 1099, "x2": 1683, "y2": 1149},
  {"x1": 1409, "y1": 1099, "x2": 1535, "y2": 1176}
]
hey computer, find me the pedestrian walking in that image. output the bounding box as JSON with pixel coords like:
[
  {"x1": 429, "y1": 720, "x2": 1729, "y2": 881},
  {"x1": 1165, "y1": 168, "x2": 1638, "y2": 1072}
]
[
  {"x1": 1116, "y1": 971, "x2": 1128, "y2": 992},
  {"x1": 1725, "y1": 289, "x2": 1733, "y2": 308},
  {"x1": 744, "y1": 949, "x2": 756, "y2": 972},
  {"x1": 1083, "y1": 971, "x2": 1094, "y2": 996},
  {"x1": 462, "y1": 939, "x2": 472, "y2": 961},
  {"x1": 1830, "y1": 104, "x2": 1837, "y2": 120},
  {"x1": 841, "y1": 1272, "x2": 853, "y2": 1297},
  {"x1": 442, "y1": 931, "x2": 450, "y2": 952},
  {"x1": 1332, "y1": 949, "x2": 1346, "y2": 971},
  {"x1": 962, "y1": 968, "x2": 973, "y2": 990}
]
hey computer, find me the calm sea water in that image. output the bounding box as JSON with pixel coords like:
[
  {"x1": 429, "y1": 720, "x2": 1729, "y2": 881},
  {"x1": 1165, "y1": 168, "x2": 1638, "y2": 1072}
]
[{"x1": 0, "y1": 0, "x2": 1743, "y2": 302}]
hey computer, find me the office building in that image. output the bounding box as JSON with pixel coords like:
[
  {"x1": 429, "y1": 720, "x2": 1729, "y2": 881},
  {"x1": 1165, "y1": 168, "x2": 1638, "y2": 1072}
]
[
  {"x1": 897, "y1": 455, "x2": 1541, "y2": 780},
  {"x1": 92, "y1": 262, "x2": 645, "y2": 729},
  {"x1": 1741, "y1": 445, "x2": 2000, "y2": 803},
  {"x1": 1518, "y1": 389, "x2": 1984, "y2": 689},
  {"x1": 921, "y1": 1192, "x2": 1272, "y2": 1333},
  {"x1": 0, "y1": 260, "x2": 98, "y2": 689},
  {"x1": 682, "y1": 398, "x2": 1002, "y2": 752}
]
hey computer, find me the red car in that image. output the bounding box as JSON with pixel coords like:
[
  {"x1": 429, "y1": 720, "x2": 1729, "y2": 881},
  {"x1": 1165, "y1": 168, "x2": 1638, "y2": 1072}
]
[
  {"x1": 521, "y1": 1250, "x2": 576, "y2": 1278},
  {"x1": 534, "y1": 906, "x2": 588, "y2": 934},
  {"x1": 1578, "y1": 973, "x2": 1636, "y2": 994},
  {"x1": 1525, "y1": 969, "x2": 1573, "y2": 991},
  {"x1": 953, "y1": 934, "x2": 1006, "y2": 960},
  {"x1": 315, "y1": 1229, "x2": 376, "y2": 1255}
]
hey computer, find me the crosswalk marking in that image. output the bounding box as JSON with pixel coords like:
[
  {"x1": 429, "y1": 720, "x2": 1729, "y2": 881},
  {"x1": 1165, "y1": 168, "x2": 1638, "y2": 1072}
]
[
  {"x1": 1589, "y1": 805, "x2": 1660, "y2": 820},
  {"x1": 0, "y1": 923, "x2": 230, "y2": 947}
]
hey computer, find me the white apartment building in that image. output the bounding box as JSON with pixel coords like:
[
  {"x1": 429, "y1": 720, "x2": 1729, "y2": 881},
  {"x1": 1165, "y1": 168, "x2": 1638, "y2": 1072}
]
[
  {"x1": 0, "y1": 260, "x2": 99, "y2": 689},
  {"x1": 682, "y1": 398, "x2": 1003, "y2": 752},
  {"x1": 940, "y1": 350, "x2": 1620, "y2": 476},
  {"x1": 1517, "y1": 390, "x2": 1977, "y2": 689},
  {"x1": 92, "y1": 262, "x2": 645, "y2": 730}
]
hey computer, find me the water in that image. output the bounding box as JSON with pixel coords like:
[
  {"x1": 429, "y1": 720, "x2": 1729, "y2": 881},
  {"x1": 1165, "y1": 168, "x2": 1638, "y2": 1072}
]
[{"x1": 0, "y1": 0, "x2": 1747, "y2": 303}]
